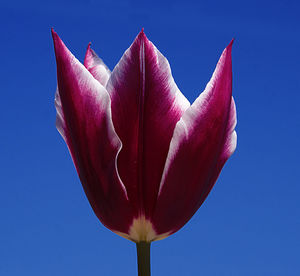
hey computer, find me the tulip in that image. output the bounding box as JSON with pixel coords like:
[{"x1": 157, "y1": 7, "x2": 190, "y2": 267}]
[{"x1": 52, "y1": 28, "x2": 236, "y2": 275}]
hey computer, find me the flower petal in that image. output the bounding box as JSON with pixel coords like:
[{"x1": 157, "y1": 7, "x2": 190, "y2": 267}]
[
  {"x1": 84, "y1": 43, "x2": 111, "y2": 87},
  {"x1": 52, "y1": 29, "x2": 134, "y2": 234},
  {"x1": 153, "y1": 41, "x2": 237, "y2": 236},
  {"x1": 106, "y1": 30, "x2": 190, "y2": 218}
]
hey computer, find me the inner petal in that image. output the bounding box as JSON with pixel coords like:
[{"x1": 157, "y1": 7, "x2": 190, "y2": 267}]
[{"x1": 106, "y1": 31, "x2": 190, "y2": 219}]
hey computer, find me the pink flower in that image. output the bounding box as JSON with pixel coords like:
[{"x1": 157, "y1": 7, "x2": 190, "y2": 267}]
[{"x1": 52, "y1": 29, "x2": 237, "y2": 243}]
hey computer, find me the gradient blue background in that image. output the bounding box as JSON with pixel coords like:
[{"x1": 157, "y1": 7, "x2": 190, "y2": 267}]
[{"x1": 1, "y1": 0, "x2": 299, "y2": 275}]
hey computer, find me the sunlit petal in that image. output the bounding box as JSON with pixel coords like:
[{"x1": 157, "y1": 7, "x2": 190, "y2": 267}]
[
  {"x1": 153, "y1": 41, "x2": 236, "y2": 235},
  {"x1": 52, "y1": 29, "x2": 134, "y2": 234}
]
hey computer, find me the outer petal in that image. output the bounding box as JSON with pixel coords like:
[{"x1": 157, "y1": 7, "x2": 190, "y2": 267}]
[
  {"x1": 52, "y1": 30, "x2": 134, "y2": 234},
  {"x1": 83, "y1": 43, "x2": 111, "y2": 87},
  {"x1": 153, "y1": 41, "x2": 237, "y2": 236},
  {"x1": 106, "y1": 31, "x2": 190, "y2": 218}
]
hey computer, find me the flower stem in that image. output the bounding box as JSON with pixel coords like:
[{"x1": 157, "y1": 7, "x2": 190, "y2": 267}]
[{"x1": 136, "y1": 241, "x2": 151, "y2": 276}]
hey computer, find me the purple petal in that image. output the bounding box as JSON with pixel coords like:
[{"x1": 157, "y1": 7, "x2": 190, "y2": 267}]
[
  {"x1": 106, "y1": 30, "x2": 190, "y2": 218},
  {"x1": 152, "y1": 41, "x2": 237, "y2": 236},
  {"x1": 52, "y1": 29, "x2": 134, "y2": 235},
  {"x1": 84, "y1": 43, "x2": 111, "y2": 87}
]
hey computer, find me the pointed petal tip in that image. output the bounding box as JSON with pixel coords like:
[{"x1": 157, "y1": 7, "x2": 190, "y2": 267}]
[
  {"x1": 84, "y1": 42, "x2": 94, "y2": 67},
  {"x1": 137, "y1": 28, "x2": 147, "y2": 41},
  {"x1": 220, "y1": 39, "x2": 234, "y2": 63},
  {"x1": 225, "y1": 39, "x2": 234, "y2": 54},
  {"x1": 84, "y1": 42, "x2": 93, "y2": 59},
  {"x1": 51, "y1": 28, "x2": 60, "y2": 42},
  {"x1": 51, "y1": 28, "x2": 56, "y2": 39},
  {"x1": 51, "y1": 28, "x2": 64, "y2": 52},
  {"x1": 51, "y1": 30, "x2": 74, "y2": 67}
]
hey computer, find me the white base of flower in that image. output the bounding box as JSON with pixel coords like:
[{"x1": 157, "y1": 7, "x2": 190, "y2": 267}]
[{"x1": 114, "y1": 216, "x2": 171, "y2": 242}]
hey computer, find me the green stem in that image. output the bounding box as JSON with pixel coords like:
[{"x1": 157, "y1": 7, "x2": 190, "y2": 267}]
[{"x1": 136, "y1": 241, "x2": 151, "y2": 276}]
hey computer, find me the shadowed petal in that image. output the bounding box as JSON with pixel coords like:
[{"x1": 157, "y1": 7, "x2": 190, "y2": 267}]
[
  {"x1": 84, "y1": 43, "x2": 111, "y2": 87},
  {"x1": 106, "y1": 30, "x2": 190, "y2": 218},
  {"x1": 52, "y1": 29, "x2": 134, "y2": 234},
  {"x1": 153, "y1": 41, "x2": 237, "y2": 236}
]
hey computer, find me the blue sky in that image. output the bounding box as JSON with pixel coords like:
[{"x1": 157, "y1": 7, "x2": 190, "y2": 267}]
[{"x1": 1, "y1": 0, "x2": 300, "y2": 275}]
